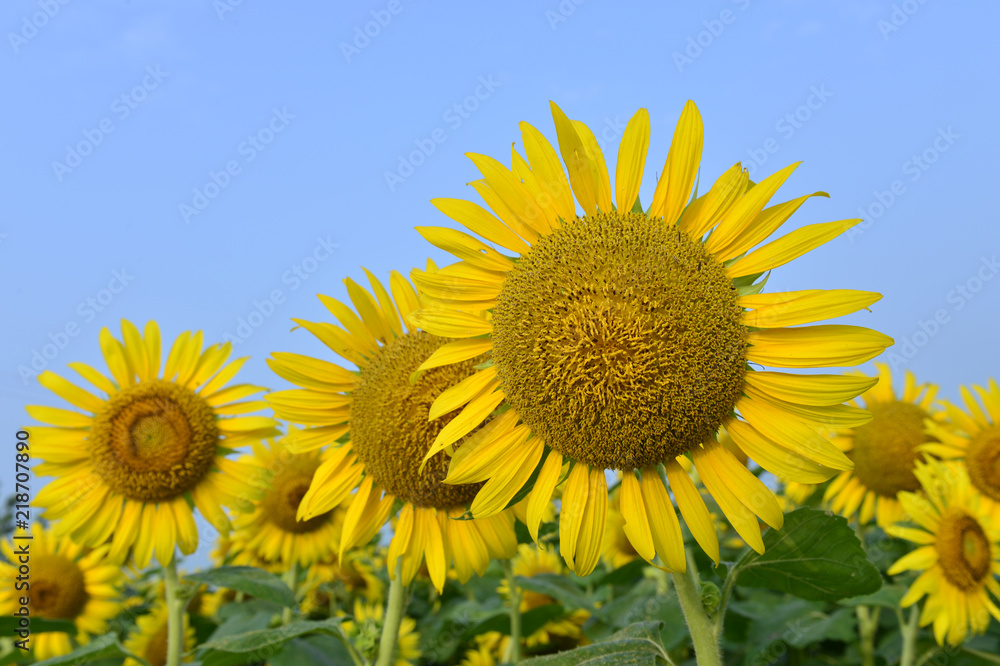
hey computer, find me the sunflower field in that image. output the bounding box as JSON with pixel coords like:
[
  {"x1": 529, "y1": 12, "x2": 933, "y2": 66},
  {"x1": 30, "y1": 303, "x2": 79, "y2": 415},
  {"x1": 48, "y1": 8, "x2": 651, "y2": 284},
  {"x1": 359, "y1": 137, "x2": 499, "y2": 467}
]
[{"x1": 4, "y1": 4, "x2": 1000, "y2": 666}]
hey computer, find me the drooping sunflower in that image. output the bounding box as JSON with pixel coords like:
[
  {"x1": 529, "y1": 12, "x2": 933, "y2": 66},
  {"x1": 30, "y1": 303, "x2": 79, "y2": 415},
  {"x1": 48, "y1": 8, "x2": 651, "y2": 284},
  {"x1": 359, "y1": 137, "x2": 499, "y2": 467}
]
[
  {"x1": 409, "y1": 101, "x2": 891, "y2": 574},
  {"x1": 123, "y1": 601, "x2": 197, "y2": 666},
  {"x1": 0, "y1": 526, "x2": 124, "y2": 661},
  {"x1": 923, "y1": 379, "x2": 1000, "y2": 515},
  {"x1": 266, "y1": 270, "x2": 518, "y2": 592},
  {"x1": 29, "y1": 320, "x2": 278, "y2": 567},
  {"x1": 887, "y1": 459, "x2": 1000, "y2": 646},
  {"x1": 824, "y1": 363, "x2": 944, "y2": 527},
  {"x1": 228, "y1": 436, "x2": 348, "y2": 568}
]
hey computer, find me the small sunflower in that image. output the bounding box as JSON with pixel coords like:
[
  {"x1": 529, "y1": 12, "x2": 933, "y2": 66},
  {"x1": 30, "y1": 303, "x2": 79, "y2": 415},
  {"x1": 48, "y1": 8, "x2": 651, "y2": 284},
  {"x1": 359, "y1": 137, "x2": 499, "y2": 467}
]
[
  {"x1": 498, "y1": 545, "x2": 590, "y2": 650},
  {"x1": 228, "y1": 436, "x2": 348, "y2": 568},
  {"x1": 123, "y1": 601, "x2": 197, "y2": 666},
  {"x1": 344, "y1": 598, "x2": 421, "y2": 666},
  {"x1": 887, "y1": 459, "x2": 1000, "y2": 646},
  {"x1": 924, "y1": 379, "x2": 1000, "y2": 514},
  {"x1": 824, "y1": 363, "x2": 943, "y2": 527},
  {"x1": 267, "y1": 270, "x2": 518, "y2": 592},
  {"x1": 0, "y1": 526, "x2": 124, "y2": 661},
  {"x1": 301, "y1": 551, "x2": 385, "y2": 616},
  {"x1": 29, "y1": 320, "x2": 278, "y2": 567},
  {"x1": 410, "y1": 101, "x2": 891, "y2": 574}
]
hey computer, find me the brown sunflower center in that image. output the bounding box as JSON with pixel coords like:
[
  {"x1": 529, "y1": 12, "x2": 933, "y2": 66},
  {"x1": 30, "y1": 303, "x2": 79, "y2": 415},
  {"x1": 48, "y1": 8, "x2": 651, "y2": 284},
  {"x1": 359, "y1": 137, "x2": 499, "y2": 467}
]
[
  {"x1": 260, "y1": 457, "x2": 332, "y2": 533},
  {"x1": 350, "y1": 331, "x2": 486, "y2": 508},
  {"x1": 89, "y1": 380, "x2": 219, "y2": 502},
  {"x1": 966, "y1": 425, "x2": 1000, "y2": 503},
  {"x1": 491, "y1": 211, "x2": 747, "y2": 470},
  {"x1": 936, "y1": 510, "x2": 992, "y2": 591},
  {"x1": 145, "y1": 618, "x2": 170, "y2": 666},
  {"x1": 850, "y1": 400, "x2": 930, "y2": 497},
  {"x1": 29, "y1": 554, "x2": 88, "y2": 619}
]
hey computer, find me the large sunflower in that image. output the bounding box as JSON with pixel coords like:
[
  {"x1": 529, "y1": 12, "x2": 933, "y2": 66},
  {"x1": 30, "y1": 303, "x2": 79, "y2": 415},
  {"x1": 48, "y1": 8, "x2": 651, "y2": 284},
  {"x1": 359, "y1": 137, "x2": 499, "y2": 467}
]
[
  {"x1": 228, "y1": 436, "x2": 347, "y2": 568},
  {"x1": 887, "y1": 459, "x2": 1000, "y2": 646},
  {"x1": 824, "y1": 363, "x2": 944, "y2": 527},
  {"x1": 0, "y1": 526, "x2": 124, "y2": 661},
  {"x1": 409, "y1": 101, "x2": 892, "y2": 574},
  {"x1": 29, "y1": 320, "x2": 277, "y2": 567},
  {"x1": 924, "y1": 379, "x2": 1000, "y2": 514},
  {"x1": 266, "y1": 270, "x2": 518, "y2": 592}
]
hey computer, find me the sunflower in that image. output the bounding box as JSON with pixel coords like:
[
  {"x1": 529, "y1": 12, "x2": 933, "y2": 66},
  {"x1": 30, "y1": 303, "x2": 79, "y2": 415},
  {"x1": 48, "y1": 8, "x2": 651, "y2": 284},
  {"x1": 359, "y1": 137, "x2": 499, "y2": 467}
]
[
  {"x1": 29, "y1": 320, "x2": 277, "y2": 567},
  {"x1": 123, "y1": 601, "x2": 197, "y2": 666},
  {"x1": 301, "y1": 551, "x2": 385, "y2": 616},
  {"x1": 923, "y1": 379, "x2": 1000, "y2": 514},
  {"x1": 409, "y1": 101, "x2": 891, "y2": 574},
  {"x1": 824, "y1": 363, "x2": 944, "y2": 527},
  {"x1": 498, "y1": 544, "x2": 590, "y2": 650},
  {"x1": 267, "y1": 270, "x2": 518, "y2": 592},
  {"x1": 887, "y1": 459, "x2": 1000, "y2": 645},
  {"x1": 343, "y1": 598, "x2": 421, "y2": 666},
  {"x1": 227, "y1": 436, "x2": 348, "y2": 568},
  {"x1": 0, "y1": 526, "x2": 124, "y2": 661}
]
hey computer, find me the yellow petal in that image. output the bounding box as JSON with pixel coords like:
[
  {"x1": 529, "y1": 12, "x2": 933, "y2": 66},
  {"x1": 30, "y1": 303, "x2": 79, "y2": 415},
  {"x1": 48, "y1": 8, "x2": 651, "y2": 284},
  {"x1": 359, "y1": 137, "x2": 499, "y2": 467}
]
[
  {"x1": 429, "y1": 367, "x2": 498, "y2": 421},
  {"x1": 614, "y1": 108, "x2": 650, "y2": 213},
  {"x1": 737, "y1": 397, "x2": 853, "y2": 470},
  {"x1": 740, "y1": 289, "x2": 883, "y2": 328},
  {"x1": 469, "y1": 180, "x2": 541, "y2": 245},
  {"x1": 423, "y1": 509, "x2": 447, "y2": 593},
  {"x1": 692, "y1": 445, "x2": 765, "y2": 553},
  {"x1": 526, "y1": 448, "x2": 562, "y2": 543},
  {"x1": 664, "y1": 460, "x2": 719, "y2": 563},
  {"x1": 519, "y1": 121, "x2": 576, "y2": 222},
  {"x1": 467, "y1": 154, "x2": 550, "y2": 236},
  {"x1": 447, "y1": 423, "x2": 529, "y2": 485},
  {"x1": 387, "y1": 503, "x2": 414, "y2": 579},
  {"x1": 26, "y1": 405, "x2": 93, "y2": 428},
  {"x1": 700, "y1": 440, "x2": 783, "y2": 529},
  {"x1": 423, "y1": 389, "x2": 505, "y2": 466},
  {"x1": 417, "y1": 338, "x2": 494, "y2": 372},
  {"x1": 743, "y1": 384, "x2": 872, "y2": 429},
  {"x1": 715, "y1": 191, "x2": 829, "y2": 259},
  {"x1": 559, "y1": 463, "x2": 591, "y2": 568},
  {"x1": 390, "y1": 271, "x2": 422, "y2": 332},
  {"x1": 144, "y1": 321, "x2": 161, "y2": 379},
  {"x1": 100, "y1": 327, "x2": 133, "y2": 387},
  {"x1": 67, "y1": 362, "x2": 117, "y2": 396},
  {"x1": 570, "y1": 119, "x2": 612, "y2": 213},
  {"x1": 550, "y1": 102, "x2": 601, "y2": 216},
  {"x1": 639, "y1": 469, "x2": 686, "y2": 572},
  {"x1": 572, "y1": 467, "x2": 608, "y2": 575},
  {"x1": 469, "y1": 435, "x2": 543, "y2": 517},
  {"x1": 705, "y1": 162, "x2": 800, "y2": 256},
  {"x1": 432, "y1": 198, "x2": 531, "y2": 255},
  {"x1": 345, "y1": 278, "x2": 393, "y2": 344},
  {"x1": 747, "y1": 325, "x2": 894, "y2": 368},
  {"x1": 445, "y1": 409, "x2": 520, "y2": 481},
  {"x1": 745, "y1": 370, "x2": 878, "y2": 406},
  {"x1": 37, "y1": 371, "x2": 104, "y2": 413},
  {"x1": 678, "y1": 164, "x2": 746, "y2": 239},
  {"x1": 619, "y1": 471, "x2": 655, "y2": 562},
  {"x1": 363, "y1": 268, "x2": 403, "y2": 338},
  {"x1": 120, "y1": 320, "x2": 150, "y2": 382},
  {"x1": 409, "y1": 309, "x2": 492, "y2": 339},
  {"x1": 416, "y1": 226, "x2": 515, "y2": 273},
  {"x1": 727, "y1": 219, "x2": 861, "y2": 277},
  {"x1": 318, "y1": 295, "x2": 380, "y2": 351},
  {"x1": 649, "y1": 100, "x2": 703, "y2": 225}
]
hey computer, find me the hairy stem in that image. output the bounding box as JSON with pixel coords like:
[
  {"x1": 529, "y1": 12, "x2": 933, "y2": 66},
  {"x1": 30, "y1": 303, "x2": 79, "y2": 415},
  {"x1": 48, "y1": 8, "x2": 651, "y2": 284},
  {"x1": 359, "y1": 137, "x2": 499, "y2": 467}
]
[
  {"x1": 375, "y1": 561, "x2": 407, "y2": 666},
  {"x1": 672, "y1": 550, "x2": 722, "y2": 666}
]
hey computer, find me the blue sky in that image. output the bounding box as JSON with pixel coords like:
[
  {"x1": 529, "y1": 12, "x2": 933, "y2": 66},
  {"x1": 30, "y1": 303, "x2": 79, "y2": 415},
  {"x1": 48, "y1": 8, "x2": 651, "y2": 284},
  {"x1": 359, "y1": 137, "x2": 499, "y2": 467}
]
[{"x1": 2, "y1": 1, "x2": 998, "y2": 566}]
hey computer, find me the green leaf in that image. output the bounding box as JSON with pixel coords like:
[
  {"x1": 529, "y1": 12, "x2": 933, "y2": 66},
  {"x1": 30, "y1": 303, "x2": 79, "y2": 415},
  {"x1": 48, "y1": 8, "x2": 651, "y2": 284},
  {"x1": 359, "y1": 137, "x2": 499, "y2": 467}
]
[
  {"x1": 515, "y1": 574, "x2": 594, "y2": 611},
  {"x1": 187, "y1": 566, "x2": 295, "y2": 608},
  {"x1": 270, "y1": 635, "x2": 354, "y2": 666},
  {"x1": 520, "y1": 621, "x2": 668, "y2": 665},
  {"x1": 731, "y1": 508, "x2": 882, "y2": 602},
  {"x1": 33, "y1": 633, "x2": 147, "y2": 666},
  {"x1": 838, "y1": 583, "x2": 906, "y2": 609},
  {"x1": 199, "y1": 617, "x2": 346, "y2": 654},
  {"x1": 0, "y1": 616, "x2": 76, "y2": 635},
  {"x1": 595, "y1": 559, "x2": 647, "y2": 588}
]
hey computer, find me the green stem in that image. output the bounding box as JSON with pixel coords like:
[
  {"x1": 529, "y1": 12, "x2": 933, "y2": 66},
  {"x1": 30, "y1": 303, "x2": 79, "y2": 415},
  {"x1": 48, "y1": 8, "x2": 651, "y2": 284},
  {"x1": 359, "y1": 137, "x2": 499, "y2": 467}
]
[
  {"x1": 899, "y1": 606, "x2": 920, "y2": 666},
  {"x1": 375, "y1": 561, "x2": 408, "y2": 666},
  {"x1": 855, "y1": 605, "x2": 880, "y2": 666},
  {"x1": 672, "y1": 551, "x2": 722, "y2": 666},
  {"x1": 282, "y1": 560, "x2": 300, "y2": 625},
  {"x1": 502, "y1": 561, "x2": 522, "y2": 664},
  {"x1": 163, "y1": 557, "x2": 184, "y2": 666}
]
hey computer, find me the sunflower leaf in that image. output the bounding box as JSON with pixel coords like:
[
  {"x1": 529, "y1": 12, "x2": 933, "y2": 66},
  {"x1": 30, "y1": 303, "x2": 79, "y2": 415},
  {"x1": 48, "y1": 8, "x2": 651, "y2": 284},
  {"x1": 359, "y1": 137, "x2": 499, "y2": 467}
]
[
  {"x1": 186, "y1": 566, "x2": 295, "y2": 608},
  {"x1": 31, "y1": 633, "x2": 147, "y2": 666},
  {"x1": 519, "y1": 621, "x2": 671, "y2": 665},
  {"x1": 729, "y1": 508, "x2": 883, "y2": 602}
]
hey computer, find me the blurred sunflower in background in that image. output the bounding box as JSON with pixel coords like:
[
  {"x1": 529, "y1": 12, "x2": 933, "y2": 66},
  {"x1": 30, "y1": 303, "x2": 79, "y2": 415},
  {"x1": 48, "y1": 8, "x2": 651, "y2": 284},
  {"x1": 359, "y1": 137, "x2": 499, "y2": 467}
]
[
  {"x1": 228, "y1": 436, "x2": 348, "y2": 569},
  {"x1": 0, "y1": 526, "x2": 124, "y2": 661},
  {"x1": 410, "y1": 100, "x2": 891, "y2": 574},
  {"x1": 825, "y1": 363, "x2": 944, "y2": 527},
  {"x1": 343, "y1": 598, "x2": 421, "y2": 666},
  {"x1": 887, "y1": 459, "x2": 1000, "y2": 645},
  {"x1": 267, "y1": 270, "x2": 517, "y2": 592},
  {"x1": 123, "y1": 601, "x2": 197, "y2": 666},
  {"x1": 925, "y1": 379, "x2": 1000, "y2": 515},
  {"x1": 300, "y1": 550, "x2": 385, "y2": 616},
  {"x1": 28, "y1": 320, "x2": 277, "y2": 567}
]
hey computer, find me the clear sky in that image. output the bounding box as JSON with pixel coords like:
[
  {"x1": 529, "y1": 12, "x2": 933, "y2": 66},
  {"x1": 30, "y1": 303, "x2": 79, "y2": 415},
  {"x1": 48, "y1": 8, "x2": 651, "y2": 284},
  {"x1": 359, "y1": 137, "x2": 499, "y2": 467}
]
[{"x1": 3, "y1": 1, "x2": 999, "y2": 567}]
